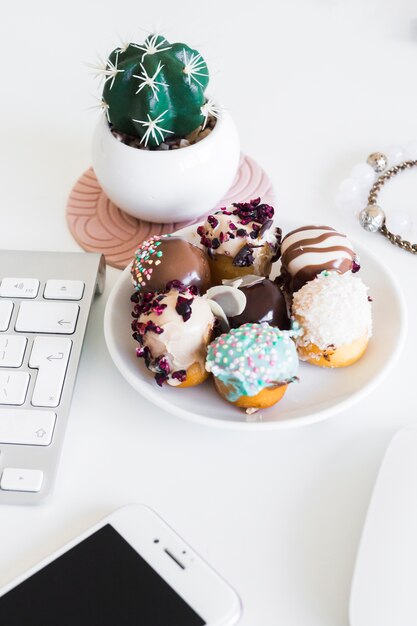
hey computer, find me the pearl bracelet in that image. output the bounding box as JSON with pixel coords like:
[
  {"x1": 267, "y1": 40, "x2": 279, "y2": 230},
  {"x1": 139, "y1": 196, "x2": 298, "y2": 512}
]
[{"x1": 336, "y1": 144, "x2": 417, "y2": 254}]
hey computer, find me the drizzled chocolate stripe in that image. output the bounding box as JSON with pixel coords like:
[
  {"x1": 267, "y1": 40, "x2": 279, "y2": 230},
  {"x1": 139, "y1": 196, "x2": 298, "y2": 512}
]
[
  {"x1": 283, "y1": 231, "x2": 348, "y2": 259},
  {"x1": 280, "y1": 225, "x2": 356, "y2": 293},
  {"x1": 283, "y1": 243, "x2": 355, "y2": 266}
]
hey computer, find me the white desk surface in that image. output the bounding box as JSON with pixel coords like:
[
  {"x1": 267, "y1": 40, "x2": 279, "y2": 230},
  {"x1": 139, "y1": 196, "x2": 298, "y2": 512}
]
[{"x1": 1, "y1": 1, "x2": 416, "y2": 624}]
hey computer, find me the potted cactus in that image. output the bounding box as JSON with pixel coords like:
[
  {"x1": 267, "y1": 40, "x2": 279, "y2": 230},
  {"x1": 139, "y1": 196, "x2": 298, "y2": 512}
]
[{"x1": 91, "y1": 33, "x2": 240, "y2": 223}]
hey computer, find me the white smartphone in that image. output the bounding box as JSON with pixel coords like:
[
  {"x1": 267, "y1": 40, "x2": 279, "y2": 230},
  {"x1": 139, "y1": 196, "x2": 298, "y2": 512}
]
[{"x1": 0, "y1": 504, "x2": 241, "y2": 626}]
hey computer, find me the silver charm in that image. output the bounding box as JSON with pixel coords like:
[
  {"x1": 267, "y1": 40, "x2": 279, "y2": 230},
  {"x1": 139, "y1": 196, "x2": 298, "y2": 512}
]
[
  {"x1": 367, "y1": 152, "x2": 388, "y2": 173},
  {"x1": 359, "y1": 205, "x2": 386, "y2": 232}
]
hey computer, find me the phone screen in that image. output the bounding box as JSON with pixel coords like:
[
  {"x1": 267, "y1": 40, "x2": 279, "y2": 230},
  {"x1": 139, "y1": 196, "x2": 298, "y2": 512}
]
[{"x1": 0, "y1": 524, "x2": 206, "y2": 625}]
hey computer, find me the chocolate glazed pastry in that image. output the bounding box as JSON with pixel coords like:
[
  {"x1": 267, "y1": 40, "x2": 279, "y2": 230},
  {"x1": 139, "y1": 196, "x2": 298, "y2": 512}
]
[
  {"x1": 228, "y1": 277, "x2": 290, "y2": 330},
  {"x1": 131, "y1": 235, "x2": 211, "y2": 295},
  {"x1": 280, "y1": 225, "x2": 359, "y2": 294}
]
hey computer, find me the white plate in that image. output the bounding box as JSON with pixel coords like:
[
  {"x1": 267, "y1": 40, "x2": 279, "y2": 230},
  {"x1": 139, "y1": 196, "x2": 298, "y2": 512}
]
[{"x1": 104, "y1": 224, "x2": 407, "y2": 430}]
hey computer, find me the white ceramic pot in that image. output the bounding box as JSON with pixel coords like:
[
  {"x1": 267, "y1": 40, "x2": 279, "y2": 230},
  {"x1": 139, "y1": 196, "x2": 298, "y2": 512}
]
[{"x1": 91, "y1": 109, "x2": 240, "y2": 223}]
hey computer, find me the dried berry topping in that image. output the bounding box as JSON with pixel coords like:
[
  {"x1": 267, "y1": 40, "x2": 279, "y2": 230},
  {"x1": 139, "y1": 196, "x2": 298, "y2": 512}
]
[
  {"x1": 136, "y1": 321, "x2": 147, "y2": 336},
  {"x1": 352, "y1": 260, "x2": 361, "y2": 273},
  {"x1": 258, "y1": 219, "x2": 273, "y2": 237},
  {"x1": 232, "y1": 244, "x2": 255, "y2": 267},
  {"x1": 196, "y1": 225, "x2": 206, "y2": 237},
  {"x1": 199, "y1": 234, "x2": 212, "y2": 249},
  {"x1": 135, "y1": 345, "x2": 153, "y2": 367},
  {"x1": 146, "y1": 320, "x2": 164, "y2": 335},
  {"x1": 133, "y1": 319, "x2": 164, "y2": 336},
  {"x1": 211, "y1": 237, "x2": 221, "y2": 250},
  {"x1": 157, "y1": 357, "x2": 170, "y2": 374},
  {"x1": 165, "y1": 279, "x2": 187, "y2": 292},
  {"x1": 229, "y1": 222, "x2": 237, "y2": 231},
  {"x1": 175, "y1": 295, "x2": 193, "y2": 322},
  {"x1": 236, "y1": 228, "x2": 247, "y2": 237},
  {"x1": 232, "y1": 197, "x2": 275, "y2": 225},
  {"x1": 368, "y1": 295, "x2": 373, "y2": 302},
  {"x1": 152, "y1": 302, "x2": 167, "y2": 316},
  {"x1": 132, "y1": 290, "x2": 158, "y2": 316},
  {"x1": 155, "y1": 372, "x2": 169, "y2": 387},
  {"x1": 172, "y1": 370, "x2": 187, "y2": 382},
  {"x1": 207, "y1": 215, "x2": 219, "y2": 228}
]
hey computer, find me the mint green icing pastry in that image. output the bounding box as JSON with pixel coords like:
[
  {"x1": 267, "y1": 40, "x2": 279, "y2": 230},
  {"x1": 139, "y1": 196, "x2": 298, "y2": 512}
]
[{"x1": 206, "y1": 323, "x2": 299, "y2": 402}]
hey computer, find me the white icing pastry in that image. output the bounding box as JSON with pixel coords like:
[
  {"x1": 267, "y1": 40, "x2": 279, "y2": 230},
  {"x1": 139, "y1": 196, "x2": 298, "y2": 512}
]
[
  {"x1": 139, "y1": 290, "x2": 214, "y2": 385},
  {"x1": 292, "y1": 272, "x2": 372, "y2": 350}
]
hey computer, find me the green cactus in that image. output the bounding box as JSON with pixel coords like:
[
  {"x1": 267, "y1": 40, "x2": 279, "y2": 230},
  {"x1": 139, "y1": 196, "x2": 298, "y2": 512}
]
[{"x1": 100, "y1": 34, "x2": 211, "y2": 148}]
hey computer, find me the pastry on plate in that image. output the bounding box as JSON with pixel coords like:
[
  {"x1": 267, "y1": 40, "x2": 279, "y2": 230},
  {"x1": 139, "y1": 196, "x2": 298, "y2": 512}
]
[
  {"x1": 292, "y1": 271, "x2": 372, "y2": 367},
  {"x1": 279, "y1": 225, "x2": 359, "y2": 295},
  {"x1": 206, "y1": 322, "x2": 298, "y2": 411},
  {"x1": 223, "y1": 275, "x2": 290, "y2": 330},
  {"x1": 132, "y1": 283, "x2": 215, "y2": 386},
  {"x1": 131, "y1": 235, "x2": 211, "y2": 295},
  {"x1": 197, "y1": 198, "x2": 281, "y2": 284}
]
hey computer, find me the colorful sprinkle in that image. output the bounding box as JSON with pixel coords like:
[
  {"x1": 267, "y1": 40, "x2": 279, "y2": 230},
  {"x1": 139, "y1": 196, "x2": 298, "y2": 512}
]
[
  {"x1": 131, "y1": 235, "x2": 171, "y2": 289},
  {"x1": 206, "y1": 323, "x2": 299, "y2": 402}
]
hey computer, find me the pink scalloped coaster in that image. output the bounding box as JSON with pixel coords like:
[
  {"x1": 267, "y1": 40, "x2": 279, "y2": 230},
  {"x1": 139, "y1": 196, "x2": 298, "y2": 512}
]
[{"x1": 66, "y1": 153, "x2": 274, "y2": 269}]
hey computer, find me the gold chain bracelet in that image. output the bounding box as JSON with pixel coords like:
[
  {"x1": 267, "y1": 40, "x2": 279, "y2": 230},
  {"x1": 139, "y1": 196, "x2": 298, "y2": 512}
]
[{"x1": 359, "y1": 158, "x2": 417, "y2": 254}]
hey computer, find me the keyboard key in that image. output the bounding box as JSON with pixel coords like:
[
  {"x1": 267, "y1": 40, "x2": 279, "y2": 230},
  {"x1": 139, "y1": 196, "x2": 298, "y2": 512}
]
[
  {"x1": 0, "y1": 301, "x2": 13, "y2": 331},
  {"x1": 29, "y1": 337, "x2": 72, "y2": 407},
  {"x1": 0, "y1": 371, "x2": 30, "y2": 405},
  {"x1": 0, "y1": 278, "x2": 39, "y2": 299},
  {"x1": 44, "y1": 279, "x2": 84, "y2": 301},
  {"x1": 0, "y1": 468, "x2": 44, "y2": 492},
  {"x1": 0, "y1": 250, "x2": 104, "y2": 503},
  {"x1": 0, "y1": 409, "x2": 55, "y2": 445},
  {"x1": 0, "y1": 335, "x2": 27, "y2": 367},
  {"x1": 15, "y1": 301, "x2": 79, "y2": 334}
]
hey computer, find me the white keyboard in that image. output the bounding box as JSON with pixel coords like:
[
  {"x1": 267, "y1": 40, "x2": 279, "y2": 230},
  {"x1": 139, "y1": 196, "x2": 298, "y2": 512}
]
[{"x1": 0, "y1": 251, "x2": 105, "y2": 504}]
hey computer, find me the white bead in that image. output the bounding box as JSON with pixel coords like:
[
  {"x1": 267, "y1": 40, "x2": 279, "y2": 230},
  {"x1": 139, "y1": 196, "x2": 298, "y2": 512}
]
[
  {"x1": 386, "y1": 144, "x2": 405, "y2": 164},
  {"x1": 387, "y1": 210, "x2": 413, "y2": 235},
  {"x1": 405, "y1": 141, "x2": 417, "y2": 160},
  {"x1": 350, "y1": 163, "x2": 375, "y2": 187},
  {"x1": 335, "y1": 192, "x2": 363, "y2": 219},
  {"x1": 339, "y1": 177, "x2": 360, "y2": 196}
]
